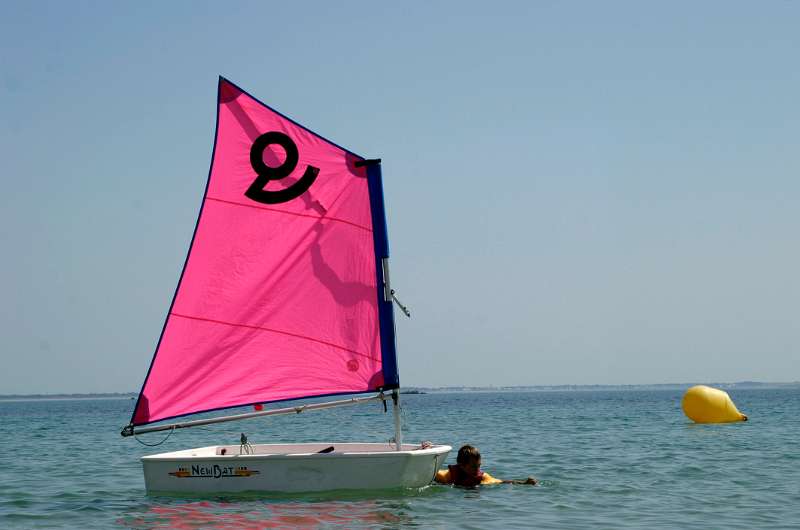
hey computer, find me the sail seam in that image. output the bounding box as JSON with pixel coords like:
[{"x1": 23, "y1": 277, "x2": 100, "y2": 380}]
[
  {"x1": 170, "y1": 312, "x2": 380, "y2": 361},
  {"x1": 205, "y1": 196, "x2": 372, "y2": 232}
]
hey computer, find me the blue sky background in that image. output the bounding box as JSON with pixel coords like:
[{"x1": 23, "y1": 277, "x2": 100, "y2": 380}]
[{"x1": 1, "y1": 1, "x2": 798, "y2": 394}]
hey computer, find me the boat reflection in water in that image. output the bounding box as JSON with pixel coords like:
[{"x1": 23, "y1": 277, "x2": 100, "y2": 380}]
[{"x1": 120, "y1": 497, "x2": 416, "y2": 529}]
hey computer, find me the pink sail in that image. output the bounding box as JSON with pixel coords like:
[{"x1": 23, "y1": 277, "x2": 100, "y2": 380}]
[{"x1": 131, "y1": 78, "x2": 393, "y2": 426}]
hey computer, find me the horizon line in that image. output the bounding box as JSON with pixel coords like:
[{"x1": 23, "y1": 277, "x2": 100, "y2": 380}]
[{"x1": 2, "y1": 380, "x2": 798, "y2": 399}]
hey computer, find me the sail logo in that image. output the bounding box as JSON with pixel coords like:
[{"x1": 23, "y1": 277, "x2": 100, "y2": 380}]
[
  {"x1": 168, "y1": 465, "x2": 261, "y2": 479},
  {"x1": 245, "y1": 131, "x2": 319, "y2": 204}
]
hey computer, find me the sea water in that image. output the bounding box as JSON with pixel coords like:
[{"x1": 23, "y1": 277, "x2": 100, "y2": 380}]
[{"x1": 1, "y1": 388, "x2": 798, "y2": 529}]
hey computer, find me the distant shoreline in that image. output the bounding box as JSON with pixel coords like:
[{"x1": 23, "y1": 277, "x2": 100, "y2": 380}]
[
  {"x1": 1, "y1": 381, "x2": 798, "y2": 401},
  {"x1": 0, "y1": 392, "x2": 137, "y2": 401},
  {"x1": 410, "y1": 381, "x2": 800, "y2": 393}
]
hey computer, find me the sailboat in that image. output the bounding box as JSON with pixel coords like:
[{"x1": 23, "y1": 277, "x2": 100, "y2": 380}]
[{"x1": 121, "y1": 77, "x2": 450, "y2": 493}]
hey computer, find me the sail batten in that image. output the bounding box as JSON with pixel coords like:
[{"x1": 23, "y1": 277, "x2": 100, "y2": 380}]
[
  {"x1": 167, "y1": 312, "x2": 380, "y2": 360},
  {"x1": 129, "y1": 78, "x2": 397, "y2": 428},
  {"x1": 204, "y1": 196, "x2": 374, "y2": 232}
]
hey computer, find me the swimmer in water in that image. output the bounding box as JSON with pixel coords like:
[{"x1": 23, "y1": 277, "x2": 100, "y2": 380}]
[{"x1": 434, "y1": 445, "x2": 538, "y2": 487}]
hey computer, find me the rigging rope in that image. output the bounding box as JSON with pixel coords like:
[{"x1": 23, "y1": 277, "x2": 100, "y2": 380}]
[
  {"x1": 132, "y1": 426, "x2": 175, "y2": 447},
  {"x1": 240, "y1": 432, "x2": 254, "y2": 455}
]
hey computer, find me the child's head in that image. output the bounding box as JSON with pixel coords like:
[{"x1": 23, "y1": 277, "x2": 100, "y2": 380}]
[{"x1": 456, "y1": 445, "x2": 482, "y2": 475}]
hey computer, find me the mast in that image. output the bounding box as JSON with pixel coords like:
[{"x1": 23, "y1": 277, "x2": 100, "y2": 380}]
[
  {"x1": 358, "y1": 158, "x2": 402, "y2": 450},
  {"x1": 392, "y1": 390, "x2": 402, "y2": 450}
]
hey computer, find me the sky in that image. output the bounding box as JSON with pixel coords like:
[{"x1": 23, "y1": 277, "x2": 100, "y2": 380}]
[{"x1": 1, "y1": 1, "x2": 798, "y2": 394}]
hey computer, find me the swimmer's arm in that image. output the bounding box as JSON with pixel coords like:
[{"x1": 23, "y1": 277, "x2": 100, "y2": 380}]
[
  {"x1": 480, "y1": 472, "x2": 503, "y2": 485},
  {"x1": 502, "y1": 476, "x2": 539, "y2": 485},
  {"x1": 434, "y1": 469, "x2": 452, "y2": 484},
  {"x1": 482, "y1": 472, "x2": 538, "y2": 485}
]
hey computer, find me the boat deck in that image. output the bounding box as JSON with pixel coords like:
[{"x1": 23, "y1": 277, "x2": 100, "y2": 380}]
[{"x1": 142, "y1": 442, "x2": 442, "y2": 460}]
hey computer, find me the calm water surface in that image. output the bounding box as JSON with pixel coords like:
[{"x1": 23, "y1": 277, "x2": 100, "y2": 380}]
[{"x1": 1, "y1": 388, "x2": 798, "y2": 529}]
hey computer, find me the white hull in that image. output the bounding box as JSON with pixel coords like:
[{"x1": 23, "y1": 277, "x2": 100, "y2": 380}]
[{"x1": 142, "y1": 442, "x2": 451, "y2": 493}]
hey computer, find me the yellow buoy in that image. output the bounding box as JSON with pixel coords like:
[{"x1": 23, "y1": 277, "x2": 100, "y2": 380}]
[{"x1": 681, "y1": 385, "x2": 748, "y2": 423}]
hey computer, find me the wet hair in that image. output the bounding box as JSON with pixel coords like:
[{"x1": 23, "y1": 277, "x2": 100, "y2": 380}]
[{"x1": 457, "y1": 445, "x2": 481, "y2": 465}]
